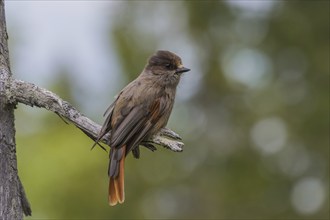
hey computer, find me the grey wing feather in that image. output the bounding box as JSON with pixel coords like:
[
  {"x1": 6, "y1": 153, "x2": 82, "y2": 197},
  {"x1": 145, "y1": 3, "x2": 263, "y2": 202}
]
[
  {"x1": 91, "y1": 101, "x2": 116, "y2": 149},
  {"x1": 110, "y1": 97, "x2": 166, "y2": 155},
  {"x1": 103, "y1": 101, "x2": 115, "y2": 117},
  {"x1": 110, "y1": 105, "x2": 148, "y2": 148}
]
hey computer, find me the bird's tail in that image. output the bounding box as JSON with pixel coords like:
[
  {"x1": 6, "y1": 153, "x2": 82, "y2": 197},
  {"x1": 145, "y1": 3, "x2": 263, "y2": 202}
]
[{"x1": 108, "y1": 146, "x2": 126, "y2": 206}]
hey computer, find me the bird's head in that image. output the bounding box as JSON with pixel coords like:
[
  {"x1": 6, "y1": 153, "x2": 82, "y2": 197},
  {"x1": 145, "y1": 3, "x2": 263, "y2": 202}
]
[{"x1": 145, "y1": 50, "x2": 190, "y2": 86}]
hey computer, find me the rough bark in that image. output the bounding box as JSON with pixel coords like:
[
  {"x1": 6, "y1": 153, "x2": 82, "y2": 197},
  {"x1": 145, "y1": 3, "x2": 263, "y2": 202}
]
[
  {"x1": 0, "y1": 0, "x2": 31, "y2": 219},
  {"x1": 0, "y1": 0, "x2": 184, "y2": 218}
]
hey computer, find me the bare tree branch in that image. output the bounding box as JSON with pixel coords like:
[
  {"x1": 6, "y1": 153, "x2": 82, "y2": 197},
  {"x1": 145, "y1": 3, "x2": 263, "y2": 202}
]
[{"x1": 8, "y1": 79, "x2": 184, "y2": 152}]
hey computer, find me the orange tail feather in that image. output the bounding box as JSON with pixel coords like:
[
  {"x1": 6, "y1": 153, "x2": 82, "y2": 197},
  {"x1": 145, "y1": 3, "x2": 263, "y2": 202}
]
[
  {"x1": 108, "y1": 178, "x2": 118, "y2": 206},
  {"x1": 108, "y1": 146, "x2": 126, "y2": 206}
]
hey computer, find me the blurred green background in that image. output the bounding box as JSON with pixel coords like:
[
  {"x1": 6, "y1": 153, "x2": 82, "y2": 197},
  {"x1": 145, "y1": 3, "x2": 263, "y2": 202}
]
[{"x1": 5, "y1": 1, "x2": 329, "y2": 219}]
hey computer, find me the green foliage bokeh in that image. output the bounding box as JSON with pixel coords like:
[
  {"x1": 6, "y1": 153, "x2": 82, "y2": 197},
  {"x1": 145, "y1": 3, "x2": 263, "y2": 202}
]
[{"x1": 12, "y1": 1, "x2": 329, "y2": 219}]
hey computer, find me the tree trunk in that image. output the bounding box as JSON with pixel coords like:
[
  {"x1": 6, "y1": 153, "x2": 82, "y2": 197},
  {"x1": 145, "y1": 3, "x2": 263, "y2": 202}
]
[{"x1": 0, "y1": 0, "x2": 31, "y2": 219}]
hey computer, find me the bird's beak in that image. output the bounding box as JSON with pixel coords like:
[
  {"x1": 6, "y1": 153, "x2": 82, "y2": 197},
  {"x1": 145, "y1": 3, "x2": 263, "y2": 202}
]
[{"x1": 175, "y1": 65, "x2": 190, "y2": 74}]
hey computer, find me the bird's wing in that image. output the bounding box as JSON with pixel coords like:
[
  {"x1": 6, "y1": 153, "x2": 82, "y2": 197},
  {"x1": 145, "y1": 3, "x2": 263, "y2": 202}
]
[
  {"x1": 91, "y1": 95, "x2": 119, "y2": 149},
  {"x1": 110, "y1": 96, "x2": 167, "y2": 155}
]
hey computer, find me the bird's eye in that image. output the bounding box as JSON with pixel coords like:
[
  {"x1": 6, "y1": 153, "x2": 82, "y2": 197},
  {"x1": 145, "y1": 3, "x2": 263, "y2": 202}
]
[{"x1": 165, "y1": 63, "x2": 173, "y2": 69}]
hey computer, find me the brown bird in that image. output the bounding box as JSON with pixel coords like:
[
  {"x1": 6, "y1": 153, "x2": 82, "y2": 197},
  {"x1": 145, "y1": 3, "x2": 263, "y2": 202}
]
[{"x1": 93, "y1": 50, "x2": 190, "y2": 206}]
